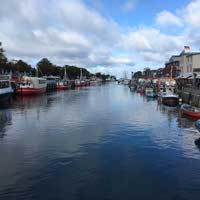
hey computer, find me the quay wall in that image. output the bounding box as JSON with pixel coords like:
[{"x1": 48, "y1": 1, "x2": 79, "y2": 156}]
[{"x1": 178, "y1": 88, "x2": 200, "y2": 107}]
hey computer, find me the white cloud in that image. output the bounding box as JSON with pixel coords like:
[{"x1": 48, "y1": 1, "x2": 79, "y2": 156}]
[
  {"x1": 181, "y1": 0, "x2": 200, "y2": 47},
  {"x1": 156, "y1": 10, "x2": 183, "y2": 27},
  {"x1": 184, "y1": 0, "x2": 200, "y2": 28},
  {"x1": 2, "y1": 0, "x2": 200, "y2": 77},
  {"x1": 120, "y1": 27, "x2": 183, "y2": 62},
  {"x1": 0, "y1": 0, "x2": 124, "y2": 70}
]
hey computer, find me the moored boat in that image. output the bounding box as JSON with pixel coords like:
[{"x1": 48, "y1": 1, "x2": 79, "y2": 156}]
[
  {"x1": 75, "y1": 79, "x2": 84, "y2": 87},
  {"x1": 0, "y1": 75, "x2": 13, "y2": 101},
  {"x1": 145, "y1": 88, "x2": 157, "y2": 98},
  {"x1": 56, "y1": 81, "x2": 69, "y2": 90},
  {"x1": 181, "y1": 104, "x2": 200, "y2": 118},
  {"x1": 56, "y1": 67, "x2": 71, "y2": 90},
  {"x1": 137, "y1": 86, "x2": 145, "y2": 94},
  {"x1": 161, "y1": 93, "x2": 179, "y2": 106},
  {"x1": 17, "y1": 76, "x2": 47, "y2": 95},
  {"x1": 75, "y1": 68, "x2": 87, "y2": 87}
]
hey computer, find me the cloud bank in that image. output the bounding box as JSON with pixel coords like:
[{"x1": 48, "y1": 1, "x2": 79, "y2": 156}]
[{"x1": 1, "y1": 0, "x2": 200, "y2": 77}]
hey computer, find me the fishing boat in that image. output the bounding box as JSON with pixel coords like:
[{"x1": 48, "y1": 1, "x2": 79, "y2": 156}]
[
  {"x1": 56, "y1": 68, "x2": 70, "y2": 90},
  {"x1": 75, "y1": 79, "x2": 86, "y2": 87},
  {"x1": 181, "y1": 104, "x2": 200, "y2": 118},
  {"x1": 0, "y1": 75, "x2": 13, "y2": 101},
  {"x1": 137, "y1": 88, "x2": 144, "y2": 94},
  {"x1": 161, "y1": 92, "x2": 179, "y2": 106},
  {"x1": 56, "y1": 81, "x2": 69, "y2": 90},
  {"x1": 161, "y1": 84, "x2": 179, "y2": 106},
  {"x1": 75, "y1": 69, "x2": 86, "y2": 87},
  {"x1": 159, "y1": 76, "x2": 178, "y2": 106},
  {"x1": 17, "y1": 76, "x2": 47, "y2": 95},
  {"x1": 145, "y1": 88, "x2": 156, "y2": 98}
]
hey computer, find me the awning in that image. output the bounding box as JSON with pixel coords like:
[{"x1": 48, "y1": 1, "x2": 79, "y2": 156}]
[{"x1": 177, "y1": 72, "x2": 193, "y2": 79}]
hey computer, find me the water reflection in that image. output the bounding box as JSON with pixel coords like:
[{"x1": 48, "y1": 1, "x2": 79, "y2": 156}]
[
  {"x1": 0, "y1": 109, "x2": 12, "y2": 138},
  {"x1": 0, "y1": 85, "x2": 200, "y2": 200}
]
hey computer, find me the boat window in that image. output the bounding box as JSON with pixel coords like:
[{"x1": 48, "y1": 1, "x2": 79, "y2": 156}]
[
  {"x1": 39, "y1": 80, "x2": 46, "y2": 84},
  {"x1": 0, "y1": 81, "x2": 10, "y2": 89}
]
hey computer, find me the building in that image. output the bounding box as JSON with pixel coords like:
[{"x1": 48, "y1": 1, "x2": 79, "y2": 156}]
[
  {"x1": 156, "y1": 68, "x2": 163, "y2": 78},
  {"x1": 143, "y1": 67, "x2": 151, "y2": 78},
  {"x1": 164, "y1": 55, "x2": 180, "y2": 78},
  {"x1": 180, "y1": 46, "x2": 200, "y2": 74}
]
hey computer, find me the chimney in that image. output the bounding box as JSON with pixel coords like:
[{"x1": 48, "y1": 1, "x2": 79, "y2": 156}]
[{"x1": 184, "y1": 46, "x2": 190, "y2": 53}]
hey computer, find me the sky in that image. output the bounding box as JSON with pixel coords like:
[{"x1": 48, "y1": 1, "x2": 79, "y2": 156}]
[{"x1": 1, "y1": 0, "x2": 200, "y2": 78}]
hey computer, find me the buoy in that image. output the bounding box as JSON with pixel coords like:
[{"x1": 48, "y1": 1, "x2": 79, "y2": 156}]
[{"x1": 195, "y1": 119, "x2": 200, "y2": 132}]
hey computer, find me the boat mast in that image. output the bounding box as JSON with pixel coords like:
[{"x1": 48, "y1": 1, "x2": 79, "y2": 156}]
[
  {"x1": 36, "y1": 67, "x2": 39, "y2": 77},
  {"x1": 80, "y1": 68, "x2": 83, "y2": 80},
  {"x1": 64, "y1": 67, "x2": 67, "y2": 80}
]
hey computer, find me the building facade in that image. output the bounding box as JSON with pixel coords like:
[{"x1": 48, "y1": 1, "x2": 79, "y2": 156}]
[
  {"x1": 180, "y1": 46, "x2": 200, "y2": 74},
  {"x1": 164, "y1": 55, "x2": 180, "y2": 78}
]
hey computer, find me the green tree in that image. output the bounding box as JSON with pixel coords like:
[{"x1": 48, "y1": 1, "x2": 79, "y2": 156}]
[
  {"x1": 65, "y1": 65, "x2": 91, "y2": 80},
  {"x1": 15, "y1": 60, "x2": 32, "y2": 73},
  {"x1": 0, "y1": 42, "x2": 7, "y2": 70},
  {"x1": 37, "y1": 58, "x2": 55, "y2": 76},
  {"x1": 134, "y1": 71, "x2": 143, "y2": 79}
]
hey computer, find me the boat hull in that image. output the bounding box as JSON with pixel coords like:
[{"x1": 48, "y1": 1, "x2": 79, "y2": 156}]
[
  {"x1": 162, "y1": 96, "x2": 178, "y2": 106},
  {"x1": 181, "y1": 105, "x2": 200, "y2": 118},
  {"x1": 16, "y1": 87, "x2": 46, "y2": 95},
  {"x1": 182, "y1": 109, "x2": 200, "y2": 118},
  {"x1": 75, "y1": 83, "x2": 86, "y2": 87},
  {"x1": 137, "y1": 89, "x2": 144, "y2": 94},
  {"x1": 56, "y1": 85, "x2": 69, "y2": 90}
]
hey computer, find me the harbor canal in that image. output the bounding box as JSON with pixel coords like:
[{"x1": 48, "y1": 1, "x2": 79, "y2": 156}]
[{"x1": 0, "y1": 83, "x2": 200, "y2": 200}]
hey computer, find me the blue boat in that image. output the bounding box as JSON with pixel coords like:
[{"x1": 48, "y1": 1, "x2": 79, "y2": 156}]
[
  {"x1": 145, "y1": 88, "x2": 157, "y2": 98},
  {"x1": 195, "y1": 120, "x2": 200, "y2": 132}
]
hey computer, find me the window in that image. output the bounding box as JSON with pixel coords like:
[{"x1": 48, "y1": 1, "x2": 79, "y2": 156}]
[
  {"x1": 39, "y1": 80, "x2": 46, "y2": 84},
  {"x1": 0, "y1": 81, "x2": 10, "y2": 89}
]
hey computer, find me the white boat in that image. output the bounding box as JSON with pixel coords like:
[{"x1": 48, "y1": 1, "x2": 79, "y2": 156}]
[
  {"x1": 0, "y1": 75, "x2": 13, "y2": 101},
  {"x1": 123, "y1": 79, "x2": 130, "y2": 85},
  {"x1": 17, "y1": 76, "x2": 47, "y2": 95},
  {"x1": 161, "y1": 90, "x2": 179, "y2": 106}
]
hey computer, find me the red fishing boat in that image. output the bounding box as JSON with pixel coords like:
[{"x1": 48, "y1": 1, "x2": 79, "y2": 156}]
[
  {"x1": 17, "y1": 76, "x2": 47, "y2": 95},
  {"x1": 137, "y1": 89, "x2": 144, "y2": 94},
  {"x1": 181, "y1": 104, "x2": 200, "y2": 118},
  {"x1": 56, "y1": 81, "x2": 70, "y2": 90},
  {"x1": 75, "y1": 68, "x2": 88, "y2": 87},
  {"x1": 56, "y1": 67, "x2": 70, "y2": 90}
]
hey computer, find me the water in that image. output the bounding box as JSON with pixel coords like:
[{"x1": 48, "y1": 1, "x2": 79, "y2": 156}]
[{"x1": 0, "y1": 83, "x2": 200, "y2": 200}]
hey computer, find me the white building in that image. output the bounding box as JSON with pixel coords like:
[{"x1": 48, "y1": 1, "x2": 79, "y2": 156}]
[{"x1": 180, "y1": 46, "x2": 200, "y2": 74}]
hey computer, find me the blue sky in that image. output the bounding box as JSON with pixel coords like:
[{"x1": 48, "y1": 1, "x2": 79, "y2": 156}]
[
  {"x1": 86, "y1": 0, "x2": 188, "y2": 25},
  {"x1": 0, "y1": 0, "x2": 200, "y2": 77}
]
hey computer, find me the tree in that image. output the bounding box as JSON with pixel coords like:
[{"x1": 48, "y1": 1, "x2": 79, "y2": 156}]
[
  {"x1": 133, "y1": 71, "x2": 143, "y2": 79},
  {"x1": 65, "y1": 65, "x2": 91, "y2": 80},
  {"x1": 0, "y1": 42, "x2": 7, "y2": 68},
  {"x1": 37, "y1": 58, "x2": 55, "y2": 76},
  {"x1": 15, "y1": 60, "x2": 32, "y2": 73}
]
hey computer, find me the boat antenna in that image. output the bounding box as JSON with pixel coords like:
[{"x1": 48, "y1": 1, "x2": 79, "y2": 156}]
[
  {"x1": 64, "y1": 66, "x2": 66, "y2": 80},
  {"x1": 37, "y1": 66, "x2": 43, "y2": 77}
]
